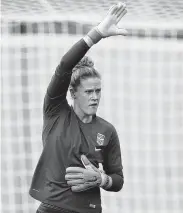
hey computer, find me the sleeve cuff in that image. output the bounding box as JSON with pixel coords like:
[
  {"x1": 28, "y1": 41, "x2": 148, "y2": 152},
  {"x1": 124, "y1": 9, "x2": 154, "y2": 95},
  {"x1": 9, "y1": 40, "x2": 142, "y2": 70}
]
[
  {"x1": 87, "y1": 27, "x2": 102, "y2": 44},
  {"x1": 105, "y1": 174, "x2": 124, "y2": 192}
]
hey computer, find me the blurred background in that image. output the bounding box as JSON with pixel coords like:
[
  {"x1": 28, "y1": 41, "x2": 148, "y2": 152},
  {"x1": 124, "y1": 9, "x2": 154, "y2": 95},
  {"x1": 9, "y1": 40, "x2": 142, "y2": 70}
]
[{"x1": 1, "y1": 0, "x2": 183, "y2": 213}]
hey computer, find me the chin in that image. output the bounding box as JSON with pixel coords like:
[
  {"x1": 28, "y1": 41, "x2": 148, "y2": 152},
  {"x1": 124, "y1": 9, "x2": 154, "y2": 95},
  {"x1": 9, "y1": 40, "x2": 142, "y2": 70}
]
[{"x1": 87, "y1": 109, "x2": 97, "y2": 115}]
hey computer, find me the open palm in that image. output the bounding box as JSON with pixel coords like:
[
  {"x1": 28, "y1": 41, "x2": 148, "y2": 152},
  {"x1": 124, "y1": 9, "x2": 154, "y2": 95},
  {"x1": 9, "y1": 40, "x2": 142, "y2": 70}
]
[{"x1": 97, "y1": 2, "x2": 127, "y2": 37}]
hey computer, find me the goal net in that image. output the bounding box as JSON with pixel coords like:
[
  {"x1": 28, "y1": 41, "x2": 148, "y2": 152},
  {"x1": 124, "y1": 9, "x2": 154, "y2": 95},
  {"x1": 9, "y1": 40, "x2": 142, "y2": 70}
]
[{"x1": 1, "y1": 1, "x2": 183, "y2": 213}]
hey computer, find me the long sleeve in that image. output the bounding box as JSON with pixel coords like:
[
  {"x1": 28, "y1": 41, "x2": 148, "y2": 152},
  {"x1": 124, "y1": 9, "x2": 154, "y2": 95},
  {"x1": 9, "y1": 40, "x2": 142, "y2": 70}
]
[
  {"x1": 47, "y1": 39, "x2": 90, "y2": 99},
  {"x1": 43, "y1": 39, "x2": 90, "y2": 115},
  {"x1": 103, "y1": 127, "x2": 124, "y2": 192},
  {"x1": 106, "y1": 174, "x2": 124, "y2": 192}
]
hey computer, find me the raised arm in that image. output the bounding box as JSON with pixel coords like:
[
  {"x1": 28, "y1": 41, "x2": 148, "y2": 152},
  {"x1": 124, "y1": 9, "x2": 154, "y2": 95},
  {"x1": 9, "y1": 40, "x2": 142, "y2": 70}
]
[
  {"x1": 46, "y1": 39, "x2": 90, "y2": 100},
  {"x1": 43, "y1": 33, "x2": 102, "y2": 115},
  {"x1": 44, "y1": 2, "x2": 127, "y2": 114}
]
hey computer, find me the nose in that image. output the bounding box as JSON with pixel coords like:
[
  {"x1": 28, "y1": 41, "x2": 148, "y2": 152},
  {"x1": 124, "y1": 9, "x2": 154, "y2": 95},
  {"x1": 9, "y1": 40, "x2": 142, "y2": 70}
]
[{"x1": 91, "y1": 91, "x2": 98, "y2": 100}]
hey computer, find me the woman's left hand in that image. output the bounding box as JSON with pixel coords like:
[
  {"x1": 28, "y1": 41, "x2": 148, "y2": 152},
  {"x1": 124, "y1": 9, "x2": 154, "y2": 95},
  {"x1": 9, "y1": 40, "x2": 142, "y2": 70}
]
[{"x1": 97, "y1": 2, "x2": 128, "y2": 37}]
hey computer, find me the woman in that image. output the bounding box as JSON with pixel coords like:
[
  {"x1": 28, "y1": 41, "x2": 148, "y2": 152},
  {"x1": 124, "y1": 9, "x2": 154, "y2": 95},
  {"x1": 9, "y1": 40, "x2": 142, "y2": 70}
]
[{"x1": 29, "y1": 2, "x2": 127, "y2": 213}]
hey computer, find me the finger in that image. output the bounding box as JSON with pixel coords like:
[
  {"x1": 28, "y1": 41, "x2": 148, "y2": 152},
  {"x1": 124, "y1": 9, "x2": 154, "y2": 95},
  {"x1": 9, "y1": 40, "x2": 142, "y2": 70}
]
[
  {"x1": 66, "y1": 167, "x2": 85, "y2": 173},
  {"x1": 81, "y1": 155, "x2": 98, "y2": 171},
  {"x1": 81, "y1": 155, "x2": 90, "y2": 166},
  {"x1": 116, "y1": 4, "x2": 126, "y2": 18},
  {"x1": 65, "y1": 173, "x2": 83, "y2": 180},
  {"x1": 116, "y1": 9, "x2": 127, "y2": 23},
  {"x1": 116, "y1": 28, "x2": 128, "y2": 36},
  {"x1": 71, "y1": 183, "x2": 93, "y2": 192},
  {"x1": 108, "y1": 5, "x2": 115, "y2": 13},
  {"x1": 114, "y1": 2, "x2": 126, "y2": 15},
  {"x1": 81, "y1": 155, "x2": 92, "y2": 168},
  {"x1": 117, "y1": 7, "x2": 127, "y2": 18},
  {"x1": 67, "y1": 179, "x2": 85, "y2": 186},
  {"x1": 108, "y1": 4, "x2": 119, "y2": 15},
  {"x1": 71, "y1": 185, "x2": 86, "y2": 192}
]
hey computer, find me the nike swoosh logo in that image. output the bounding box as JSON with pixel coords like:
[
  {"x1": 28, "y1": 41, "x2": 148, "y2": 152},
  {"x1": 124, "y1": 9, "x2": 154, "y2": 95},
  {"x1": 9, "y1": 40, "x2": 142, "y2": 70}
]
[{"x1": 95, "y1": 147, "x2": 101, "y2": 151}]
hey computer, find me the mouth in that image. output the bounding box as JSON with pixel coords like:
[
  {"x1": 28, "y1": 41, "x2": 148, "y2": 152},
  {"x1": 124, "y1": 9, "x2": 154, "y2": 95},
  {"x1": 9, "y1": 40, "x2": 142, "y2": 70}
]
[{"x1": 89, "y1": 103, "x2": 98, "y2": 107}]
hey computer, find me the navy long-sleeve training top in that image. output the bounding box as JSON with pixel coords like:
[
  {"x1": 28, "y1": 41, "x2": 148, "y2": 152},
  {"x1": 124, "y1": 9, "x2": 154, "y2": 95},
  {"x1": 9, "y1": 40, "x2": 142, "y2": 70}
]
[{"x1": 29, "y1": 39, "x2": 124, "y2": 213}]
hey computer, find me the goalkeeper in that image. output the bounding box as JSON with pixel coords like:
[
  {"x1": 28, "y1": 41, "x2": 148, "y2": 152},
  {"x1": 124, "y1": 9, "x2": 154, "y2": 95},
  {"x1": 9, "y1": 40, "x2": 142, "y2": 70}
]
[{"x1": 29, "y1": 2, "x2": 127, "y2": 213}]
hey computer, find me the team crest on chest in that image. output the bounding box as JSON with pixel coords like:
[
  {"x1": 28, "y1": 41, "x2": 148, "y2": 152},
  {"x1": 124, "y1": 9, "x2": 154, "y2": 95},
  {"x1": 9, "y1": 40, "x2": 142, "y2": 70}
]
[{"x1": 96, "y1": 133, "x2": 105, "y2": 146}]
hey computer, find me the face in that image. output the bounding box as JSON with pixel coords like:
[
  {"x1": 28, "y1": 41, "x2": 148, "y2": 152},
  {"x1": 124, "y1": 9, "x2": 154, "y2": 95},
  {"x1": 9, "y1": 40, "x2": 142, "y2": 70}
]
[{"x1": 73, "y1": 77, "x2": 101, "y2": 116}]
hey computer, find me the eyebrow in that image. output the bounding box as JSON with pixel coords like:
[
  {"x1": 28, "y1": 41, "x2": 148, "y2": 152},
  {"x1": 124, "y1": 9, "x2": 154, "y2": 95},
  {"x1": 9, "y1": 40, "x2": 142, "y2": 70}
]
[{"x1": 85, "y1": 88, "x2": 101, "y2": 91}]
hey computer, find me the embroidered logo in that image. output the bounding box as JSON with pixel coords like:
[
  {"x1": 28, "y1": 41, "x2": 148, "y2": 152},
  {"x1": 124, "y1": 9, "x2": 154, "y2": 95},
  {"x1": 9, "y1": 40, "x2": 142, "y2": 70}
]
[
  {"x1": 89, "y1": 203, "x2": 96, "y2": 208},
  {"x1": 96, "y1": 133, "x2": 105, "y2": 146}
]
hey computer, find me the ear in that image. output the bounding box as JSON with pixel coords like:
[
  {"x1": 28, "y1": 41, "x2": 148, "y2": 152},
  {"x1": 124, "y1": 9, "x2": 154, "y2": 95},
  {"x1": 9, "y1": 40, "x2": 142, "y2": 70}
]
[{"x1": 70, "y1": 88, "x2": 76, "y2": 99}]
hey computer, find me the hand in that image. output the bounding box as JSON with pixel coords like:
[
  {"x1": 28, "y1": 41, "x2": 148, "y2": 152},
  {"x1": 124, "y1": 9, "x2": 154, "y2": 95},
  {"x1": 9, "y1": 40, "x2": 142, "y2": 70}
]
[
  {"x1": 65, "y1": 155, "x2": 102, "y2": 192},
  {"x1": 97, "y1": 2, "x2": 127, "y2": 37}
]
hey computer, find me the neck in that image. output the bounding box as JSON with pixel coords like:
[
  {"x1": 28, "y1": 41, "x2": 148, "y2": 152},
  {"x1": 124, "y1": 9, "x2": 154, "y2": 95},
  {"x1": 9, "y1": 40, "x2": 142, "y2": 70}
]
[{"x1": 73, "y1": 103, "x2": 92, "y2": 123}]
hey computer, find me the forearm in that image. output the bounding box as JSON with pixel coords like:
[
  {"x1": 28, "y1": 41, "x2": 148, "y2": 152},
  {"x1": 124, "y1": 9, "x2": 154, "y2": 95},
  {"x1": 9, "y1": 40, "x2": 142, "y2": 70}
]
[
  {"x1": 58, "y1": 39, "x2": 89, "y2": 73},
  {"x1": 47, "y1": 29, "x2": 102, "y2": 99},
  {"x1": 58, "y1": 28, "x2": 102, "y2": 74}
]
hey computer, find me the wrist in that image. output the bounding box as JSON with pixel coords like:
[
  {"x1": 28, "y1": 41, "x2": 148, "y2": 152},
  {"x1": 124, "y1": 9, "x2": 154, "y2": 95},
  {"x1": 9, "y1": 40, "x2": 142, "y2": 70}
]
[
  {"x1": 83, "y1": 35, "x2": 94, "y2": 48},
  {"x1": 100, "y1": 173, "x2": 112, "y2": 189},
  {"x1": 87, "y1": 27, "x2": 102, "y2": 44}
]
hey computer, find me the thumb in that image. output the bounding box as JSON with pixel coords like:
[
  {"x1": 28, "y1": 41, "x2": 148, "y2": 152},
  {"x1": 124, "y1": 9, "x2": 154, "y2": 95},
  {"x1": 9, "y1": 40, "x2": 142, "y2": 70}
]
[
  {"x1": 81, "y1": 155, "x2": 97, "y2": 171},
  {"x1": 115, "y1": 28, "x2": 128, "y2": 36}
]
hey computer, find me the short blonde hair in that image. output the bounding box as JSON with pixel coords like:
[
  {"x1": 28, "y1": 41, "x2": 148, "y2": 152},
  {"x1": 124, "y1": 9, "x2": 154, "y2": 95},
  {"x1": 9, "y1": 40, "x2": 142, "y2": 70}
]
[{"x1": 70, "y1": 56, "x2": 101, "y2": 91}]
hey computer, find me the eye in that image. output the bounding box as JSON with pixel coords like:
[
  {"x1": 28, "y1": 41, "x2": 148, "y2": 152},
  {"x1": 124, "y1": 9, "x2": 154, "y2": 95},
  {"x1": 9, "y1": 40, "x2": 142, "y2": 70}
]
[
  {"x1": 96, "y1": 89, "x2": 101, "y2": 93},
  {"x1": 85, "y1": 90, "x2": 92, "y2": 94}
]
